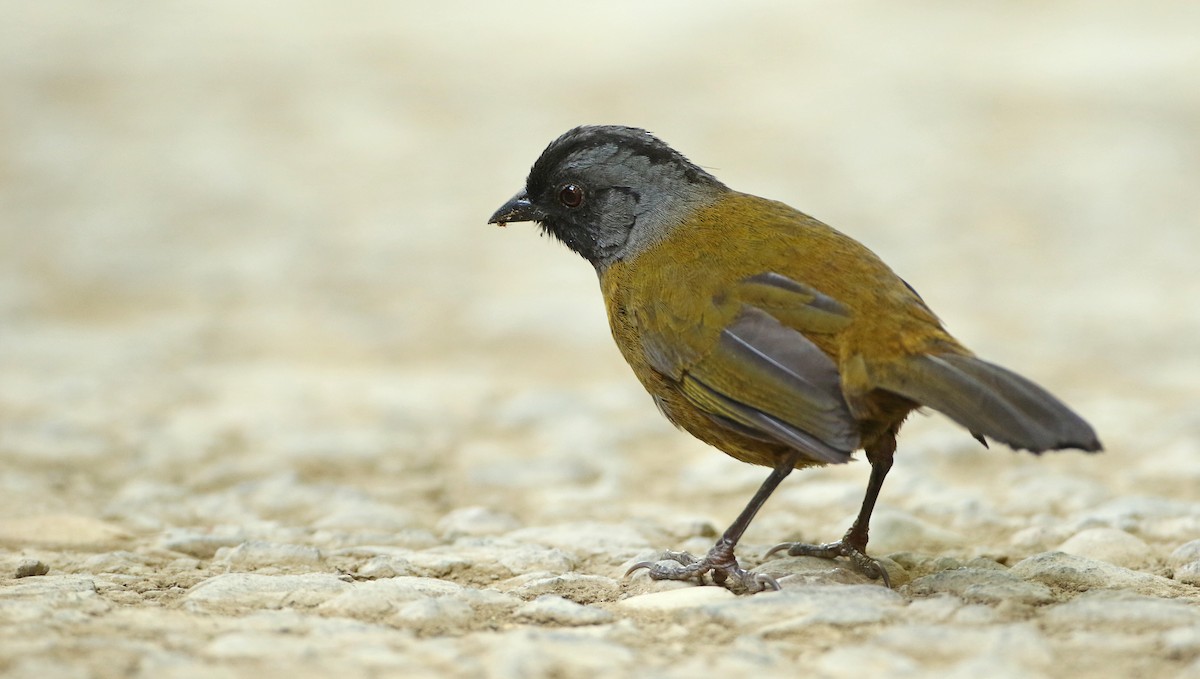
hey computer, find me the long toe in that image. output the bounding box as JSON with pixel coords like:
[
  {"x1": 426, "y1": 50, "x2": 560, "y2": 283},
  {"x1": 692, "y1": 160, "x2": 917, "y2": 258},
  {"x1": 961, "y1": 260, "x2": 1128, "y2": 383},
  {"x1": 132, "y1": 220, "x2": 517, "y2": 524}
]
[
  {"x1": 767, "y1": 540, "x2": 843, "y2": 560},
  {"x1": 734, "y1": 569, "x2": 780, "y2": 594},
  {"x1": 627, "y1": 551, "x2": 709, "y2": 585},
  {"x1": 766, "y1": 540, "x2": 891, "y2": 587},
  {"x1": 625, "y1": 550, "x2": 699, "y2": 577},
  {"x1": 626, "y1": 548, "x2": 778, "y2": 594}
]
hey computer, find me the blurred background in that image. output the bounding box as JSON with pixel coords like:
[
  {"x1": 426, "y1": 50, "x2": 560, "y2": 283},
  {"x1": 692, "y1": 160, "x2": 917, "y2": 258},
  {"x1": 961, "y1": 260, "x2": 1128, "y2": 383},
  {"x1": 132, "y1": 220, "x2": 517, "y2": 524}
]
[{"x1": 1, "y1": 1, "x2": 1198, "y2": 542}]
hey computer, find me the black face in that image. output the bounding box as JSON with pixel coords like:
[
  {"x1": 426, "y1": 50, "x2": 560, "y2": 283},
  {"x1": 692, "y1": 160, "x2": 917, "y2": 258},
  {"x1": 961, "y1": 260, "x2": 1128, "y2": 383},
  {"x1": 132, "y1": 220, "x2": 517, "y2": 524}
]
[
  {"x1": 489, "y1": 125, "x2": 724, "y2": 267},
  {"x1": 523, "y1": 162, "x2": 620, "y2": 264}
]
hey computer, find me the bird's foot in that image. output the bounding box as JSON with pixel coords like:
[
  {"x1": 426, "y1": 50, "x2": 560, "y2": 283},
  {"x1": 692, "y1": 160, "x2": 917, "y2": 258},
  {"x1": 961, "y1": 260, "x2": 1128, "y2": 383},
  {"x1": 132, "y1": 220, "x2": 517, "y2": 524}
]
[
  {"x1": 765, "y1": 536, "x2": 891, "y2": 587},
  {"x1": 626, "y1": 540, "x2": 779, "y2": 594}
]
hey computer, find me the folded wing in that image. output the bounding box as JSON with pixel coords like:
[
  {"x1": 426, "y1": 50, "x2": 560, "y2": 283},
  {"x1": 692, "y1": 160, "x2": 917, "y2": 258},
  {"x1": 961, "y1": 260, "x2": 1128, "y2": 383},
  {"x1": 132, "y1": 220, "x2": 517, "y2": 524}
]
[{"x1": 643, "y1": 272, "x2": 860, "y2": 465}]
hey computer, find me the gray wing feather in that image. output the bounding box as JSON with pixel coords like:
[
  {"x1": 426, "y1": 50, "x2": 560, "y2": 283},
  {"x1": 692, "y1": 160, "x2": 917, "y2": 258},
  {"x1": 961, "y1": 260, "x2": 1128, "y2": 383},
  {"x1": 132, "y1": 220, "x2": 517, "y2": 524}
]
[{"x1": 689, "y1": 306, "x2": 860, "y2": 463}]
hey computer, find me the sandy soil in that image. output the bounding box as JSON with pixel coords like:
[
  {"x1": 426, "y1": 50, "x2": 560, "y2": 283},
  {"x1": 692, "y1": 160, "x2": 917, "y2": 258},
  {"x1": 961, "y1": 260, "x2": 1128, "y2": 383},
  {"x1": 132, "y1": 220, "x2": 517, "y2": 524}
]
[{"x1": 2, "y1": 2, "x2": 1199, "y2": 678}]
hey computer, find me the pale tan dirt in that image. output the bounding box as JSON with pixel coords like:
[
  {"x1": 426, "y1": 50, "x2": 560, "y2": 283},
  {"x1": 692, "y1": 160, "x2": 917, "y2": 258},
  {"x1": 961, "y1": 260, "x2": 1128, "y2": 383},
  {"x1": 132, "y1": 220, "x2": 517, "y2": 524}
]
[{"x1": 2, "y1": 2, "x2": 1199, "y2": 678}]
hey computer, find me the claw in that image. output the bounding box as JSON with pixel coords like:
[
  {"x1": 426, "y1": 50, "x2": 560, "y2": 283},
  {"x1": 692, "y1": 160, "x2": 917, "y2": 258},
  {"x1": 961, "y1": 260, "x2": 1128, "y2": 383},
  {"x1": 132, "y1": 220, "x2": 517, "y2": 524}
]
[
  {"x1": 763, "y1": 542, "x2": 792, "y2": 559},
  {"x1": 624, "y1": 561, "x2": 654, "y2": 577},
  {"x1": 849, "y1": 551, "x2": 892, "y2": 588},
  {"x1": 751, "y1": 572, "x2": 782, "y2": 592}
]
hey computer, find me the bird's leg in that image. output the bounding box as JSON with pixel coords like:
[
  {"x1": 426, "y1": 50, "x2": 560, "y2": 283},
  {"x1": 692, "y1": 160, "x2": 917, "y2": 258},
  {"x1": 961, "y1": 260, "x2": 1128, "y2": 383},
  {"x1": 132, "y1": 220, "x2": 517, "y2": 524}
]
[
  {"x1": 766, "y1": 434, "x2": 896, "y2": 586},
  {"x1": 627, "y1": 452, "x2": 798, "y2": 594}
]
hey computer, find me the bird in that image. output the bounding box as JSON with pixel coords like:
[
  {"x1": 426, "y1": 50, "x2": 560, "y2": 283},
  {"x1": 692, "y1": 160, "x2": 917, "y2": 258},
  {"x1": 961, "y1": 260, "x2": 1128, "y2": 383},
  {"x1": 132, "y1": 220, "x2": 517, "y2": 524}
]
[{"x1": 488, "y1": 125, "x2": 1101, "y2": 593}]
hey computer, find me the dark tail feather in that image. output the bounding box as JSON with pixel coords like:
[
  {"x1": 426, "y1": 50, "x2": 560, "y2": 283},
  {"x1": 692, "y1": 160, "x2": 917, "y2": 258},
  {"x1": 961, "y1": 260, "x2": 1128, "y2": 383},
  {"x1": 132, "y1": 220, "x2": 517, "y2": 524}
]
[{"x1": 874, "y1": 353, "x2": 1102, "y2": 454}]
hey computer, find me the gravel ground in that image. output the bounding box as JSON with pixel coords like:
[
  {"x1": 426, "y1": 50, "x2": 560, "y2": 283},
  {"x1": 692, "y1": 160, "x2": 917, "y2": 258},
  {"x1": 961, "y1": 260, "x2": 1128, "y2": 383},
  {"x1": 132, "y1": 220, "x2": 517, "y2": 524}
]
[{"x1": 2, "y1": 2, "x2": 1199, "y2": 678}]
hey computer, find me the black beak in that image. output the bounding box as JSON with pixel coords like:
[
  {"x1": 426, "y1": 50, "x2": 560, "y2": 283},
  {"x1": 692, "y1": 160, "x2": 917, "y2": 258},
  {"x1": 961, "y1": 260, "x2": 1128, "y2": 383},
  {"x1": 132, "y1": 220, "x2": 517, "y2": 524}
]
[{"x1": 488, "y1": 190, "x2": 544, "y2": 226}]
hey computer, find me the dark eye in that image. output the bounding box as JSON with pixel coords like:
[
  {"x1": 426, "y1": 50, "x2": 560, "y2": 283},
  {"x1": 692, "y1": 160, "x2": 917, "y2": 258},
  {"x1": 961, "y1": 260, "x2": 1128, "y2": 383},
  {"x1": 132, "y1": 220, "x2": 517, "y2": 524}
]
[{"x1": 558, "y1": 183, "x2": 584, "y2": 208}]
